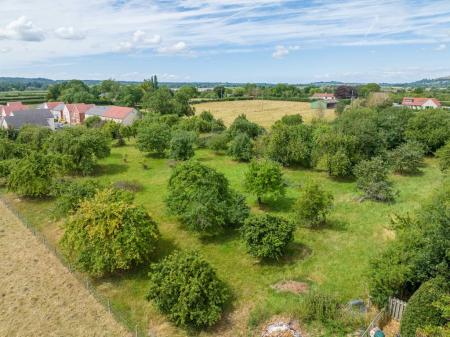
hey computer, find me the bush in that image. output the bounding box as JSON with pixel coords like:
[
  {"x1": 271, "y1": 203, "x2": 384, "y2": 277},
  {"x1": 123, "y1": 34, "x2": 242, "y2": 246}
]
[
  {"x1": 244, "y1": 159, "x2": 285, "y2": 204},
  {"x1": 406, "y1": 109, "x2": 450, "y2": 153},
  {"x1": 16, "y1": 125, "x2": 52, "y2": 151},
  {"x1": 136, "y1": 122, "x2": 171, "y2": 155},
  {"x1": 241, "y1": 214, "x2": 294, "y2": 260},
  {"x1": 279, "y1": 114, "x2": 303, "y2": 125},
  {"x1": 300, "y1": 290, "x2": 341, "y2": 322},
  {"x1": 61, "y1": 188, "x2": 159, "y2": 276},
  {"x1": 54, "y1": 179, "x2": 101, "y2": 216},
  {"x1": 7, "y1": 152, "x2": 58, "y2": 197},
  {"x1": 227, "y1": 133, "x2": 253, "y2": 161},
  {"x1": 354, "y1": 157, "x2": 395, "y2": 201},
  {"x1": 436, "y1": 141, "x2": 450, "y2": 172},
  {"x1": 228, "y1": 114, "x2": 263, "y2": 138},
  {"x1": 207, "y1": 132, "x2": 229, "y2": 152},
  {"x1": 84, "y1": 115, "x2": 103, "y2": 128},
  {"x1": 389, "y1": 141, "x2": 425, "y2": 174},
  {"x1": 169, "y1": 130, "x2": 196, "y2": 161},
  {"x1": 146, "y1": 250, "x2": 228, "y2": 328},
  {"x1": 400, "y1": 277, "x2": 449, "y2": 337},
  {"x1": 295, "y1": 183, "x2": 333, "y2": 227},
  {"x1": 166, "y1": 161, "x2": 249, "y2": 235}
]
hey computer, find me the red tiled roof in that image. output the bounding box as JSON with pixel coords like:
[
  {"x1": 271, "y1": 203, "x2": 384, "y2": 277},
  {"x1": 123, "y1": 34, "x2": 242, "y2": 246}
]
[
  {"x1": 46, "y1": 102, "x2": 64, "y2": 109},
  {"x1": 402, "y1": 97, "x2": 441, "y2": 107},
  {"x1": 103, "y1": 106, "x2": 134, "y2": 120},
  {"x1": 66, "y1": 103, "x2": 95, "y2": 114},
  {"x1": 2, "y1": 102, "x2": 27, "y2": 116},
  {"x1": 312, "y1": 93, "x2": 335, "y2": 98}
]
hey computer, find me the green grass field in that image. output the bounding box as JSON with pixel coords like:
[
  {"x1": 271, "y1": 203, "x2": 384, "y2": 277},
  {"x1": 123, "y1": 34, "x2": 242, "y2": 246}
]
[
  {"x1": 3, "y1": 142, "x2": 443, "y2": 337},
  {"x1": 0, "y1": 90, "x2": 47, "y2": 105}
]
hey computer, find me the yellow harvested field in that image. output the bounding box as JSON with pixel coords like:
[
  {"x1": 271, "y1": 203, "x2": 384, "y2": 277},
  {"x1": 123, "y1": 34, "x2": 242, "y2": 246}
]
[
  {"x1": 0, "y1": 201, "x2": 130, "y2": 337},
  {"x1": 193, "y1": 99, "x2": 335, "y2": 128}
]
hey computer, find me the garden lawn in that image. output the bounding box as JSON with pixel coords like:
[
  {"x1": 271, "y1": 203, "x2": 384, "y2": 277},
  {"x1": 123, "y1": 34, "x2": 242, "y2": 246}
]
[{"x1": 3, "y1": 142, "x2": 443, "y2": 337}]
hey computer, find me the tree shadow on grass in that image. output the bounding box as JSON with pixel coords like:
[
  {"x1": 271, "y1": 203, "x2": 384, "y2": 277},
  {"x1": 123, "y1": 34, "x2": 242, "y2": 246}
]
[
  {"x1": 261, "y1": 242, "x2": 312, "y2": 267},
  {"x1": 304, "y1": 218, "x2": 349, "y2": 232},
  {"x1": 199, "y1": 228, "x2": 240, "y2": 245},
  {"x1": 94, "y1": 163, "x2": 129, "y2": 176},
  {"x1": 258, "y1": 196, "x2": 296, "y2": 213}
]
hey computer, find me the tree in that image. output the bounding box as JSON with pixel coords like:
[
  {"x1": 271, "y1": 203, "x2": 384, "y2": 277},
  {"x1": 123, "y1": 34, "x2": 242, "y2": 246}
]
[
  {"x1": 406, "y1": 109, "x2": 450, "y2": 153},
  {"x1": 213, "y1": 86, "x2": 226, "y2": 99},
  {"x1": 374, "y1": 107, "x2": 414, "y2": 149},
  {"x1": 400, "y1": 277, "x2": 449, "y2": 337},
  {"x1": 61, "y1": 188, "x2": 159, "y2": 277},
  {"x1": 136, "y1": 122, "x2": 171, "y2": 155},
  {"x1": 227, "y1": 133, "x2": 253, "y2": 161},
  {"x1": 389, "y1": 141, "x2": 425, "y2": 175},
  {"x1": 166, "y1": 161, "x2": 249, "y2": 235},
  {"x1": 241, "y1": 214, "x2": 295, "y2": 260},
  {"x1": 169, "y1": 130, "x2": 196, "y2": 161},
  {"x1": 46, "y1": 127, "x2": 110, "y2": 175},
  {"x1": 436, "y1": 141, "x2": 450, "y2": 172},
  {"x1": 207, "y1": 133, "x2": 229, "y2": 152},
  {"x1": 417, "y1": 294, "x2": 450, "y2": 337},
  {"x1": 0, "y1": 137, "x2": 26, "y2": 160},
  {"x1": 7, "y1": 151, "x2": 58, "y2": 197},
  {"x1": 244, "y1": 159, "x2": 285, "y2": 205},
  {"x1": 354, "y1": 157, "x2": 395, "y2": 202},
  {"x1": 142, "y1": 87, "x2": 174, "y2": 114},
  {"x1": 54, "y1": 179, "x2": 102, "y2": 216},
  {"x1": 228, "y1": 114, "x2": 263, "y2": 139},
  {"x1": 335, "y1": 85, "x2": 357, "y2": 99},
  {"x1": 16, "y1": 125, "x2": 52, "y2": 151},
  {"x1": 146, "y1": 250, "x2": 228, "y2": 328},
  {"x1": 84, "y1": 115, "x2": 103, "y2": 128},
  {"x1": 279, "y1": 114, "x2": 303, "y2": 126},
  {"x1": 295, "y1": 183, "x2": 333, "y2": 227},
  {"x1": 358, "y1": 83, "x2": 381, "y2": 98}
]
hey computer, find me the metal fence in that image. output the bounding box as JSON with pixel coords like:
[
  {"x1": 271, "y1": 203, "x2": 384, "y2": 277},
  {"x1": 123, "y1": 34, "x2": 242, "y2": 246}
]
[
  {"x1": 1, "y1": 198, "x2": 147, "y2": 337},
  {"x1": 388, "y1": 297, "x2": 407, "y2": 321},
  {"x1": 360, "y1": 309, "x2": 385, "y2": 337}
]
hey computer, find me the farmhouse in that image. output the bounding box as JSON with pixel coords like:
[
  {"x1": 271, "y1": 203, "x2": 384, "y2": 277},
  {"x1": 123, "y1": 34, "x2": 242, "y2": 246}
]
[
  {"x1": 310, "y1": 93, "x2": 336, "y2": 101},
  {"x1": 63, "y1": 103, "x2": 95, "y2": 124},
  {"x1": 401, "y1": 97, "x2": 441, "y2": 109},
  {"x1": 1, "y1": 109, "x2": 55, "y2": 130},
  {"x1": 0, "y1": 101, "x2": 28, "y2": 117},
  {"x1": 85, "y1": 105, "x2": 138, "y2": 125},
  {"x1": 38, "y1": 102, "x2": 66, "y2": 120}
]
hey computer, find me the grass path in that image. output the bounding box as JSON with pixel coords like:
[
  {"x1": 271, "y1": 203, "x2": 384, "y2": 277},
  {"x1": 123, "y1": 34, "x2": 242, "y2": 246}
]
[{"x1": 0, "y1": 200, "x2": 130, "y2": 337}]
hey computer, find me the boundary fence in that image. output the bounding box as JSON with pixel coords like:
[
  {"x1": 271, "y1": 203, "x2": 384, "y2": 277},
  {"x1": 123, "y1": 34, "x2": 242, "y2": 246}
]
[
  {"x1": 1, "y1": 198, "x2": 147, "y2": 337},
  {"x1": 388, "y1": 297, "x2": 407, "y2": 321}
]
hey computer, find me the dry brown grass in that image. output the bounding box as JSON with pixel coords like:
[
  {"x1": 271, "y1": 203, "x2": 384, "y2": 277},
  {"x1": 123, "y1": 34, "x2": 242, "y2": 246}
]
[
  {"x1": 0, "y1": 201, "x2": 130, "y2": 337},
  {"x1": 193, "y1": 100, "x2": 335, "y2": 128}
]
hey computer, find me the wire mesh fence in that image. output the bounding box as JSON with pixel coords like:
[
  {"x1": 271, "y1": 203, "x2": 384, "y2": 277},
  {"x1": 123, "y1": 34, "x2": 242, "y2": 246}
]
[{"x1": 1, "y1": 198, "x2": 147, "y2": 337}]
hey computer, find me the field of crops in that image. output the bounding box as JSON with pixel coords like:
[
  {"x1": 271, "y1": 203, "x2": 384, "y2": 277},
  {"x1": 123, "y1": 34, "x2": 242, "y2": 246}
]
[{"x1": 0, "y1": 91, "x2": 47, "y2": 105}]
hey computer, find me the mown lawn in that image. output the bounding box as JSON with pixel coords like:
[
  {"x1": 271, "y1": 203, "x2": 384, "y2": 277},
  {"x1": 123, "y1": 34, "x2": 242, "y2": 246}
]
[{"x1": 3, "y1": 142, "x2": 443, "y2": 337}]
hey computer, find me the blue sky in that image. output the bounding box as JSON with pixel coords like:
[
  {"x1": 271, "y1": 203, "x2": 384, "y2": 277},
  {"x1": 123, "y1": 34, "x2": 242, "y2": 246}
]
[{"x1": 1, "y1": 0, "x2": 450, "y2": 83}]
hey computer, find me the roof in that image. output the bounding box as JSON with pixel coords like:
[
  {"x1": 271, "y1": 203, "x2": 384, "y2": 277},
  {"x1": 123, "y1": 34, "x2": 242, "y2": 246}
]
[
  {"x1": 102, "y1": 106, "x2": 135, "y2": 120},
  {"x1": 46, "y1": 102, "x2": 64, "y2": 109},
  {"x1": 65, "y1": 103, "x2": 95, "y2": 115},
  {"x1": 85, "y1": 106, "x2": 110, "y2": 116},
  {"x1": 402, "y1": 97, "x2": 441, "y2": 107},
  {"x1": 52, "y1": 103, "x2": 66, "y2": 111},
  {"x1": 311, "y1": 93, "x2": 335, "y2": 98},
  {"x1": 4, "y1": 109, "x2": 53, "y2": 129},
  {"x1": 2, "y1": 102, "x2": 27, "y2": 116}
]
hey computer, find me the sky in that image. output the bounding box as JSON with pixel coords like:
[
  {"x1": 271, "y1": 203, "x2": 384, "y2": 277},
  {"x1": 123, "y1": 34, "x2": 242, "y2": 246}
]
[{"x1": 1, "y1": 0, "x2": 450, "y2": 83}]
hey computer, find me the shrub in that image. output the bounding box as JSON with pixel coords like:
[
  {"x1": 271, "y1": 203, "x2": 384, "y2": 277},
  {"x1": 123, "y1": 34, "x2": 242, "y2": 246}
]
[
  {"x1": 227, "y1": 133, "x2": 253, "y2": 161},
  {"x1": 136, "y1": 122, "x2": 171, "y2": 155},
  {"x1": 295, "y1": 183, "x2": 333, "y2": 227},
  {"x1": 7, "y1": 152, "x2": 58, "y2": 197},
  {"x1": 16, "y1": 125, "x2": 52, "y2": 151},
  {"x1": 84, "y1": 115, "x2": 103, "y2": 128},
  {"x1": 400, "y1": 277, "x2": 449, "y2": 337},
  {"x1": 166, "y1": 161, "x2": 249, "y2": 235},
  {"x1": 228, "y1": 114, "x2": 263, "y2": 138},
  {"x1": 279, "y1": 114, "x2": 303, "y2": 125},
  {"x1": 300, "y1": 290, "x2": 340, "y2": 322},
  {"x1": 146, "y1": 250, "x2": 228, "y2": 328},
  {"x1": 169, "y1": 130, "x2": 196, "y2": 161},
  {"x1": 389, "y1": 141, "x2": 425, "y2": 174},
  {"x1": 436, "y1": 141, "x2": 450, "y2": 172},
  {"x1": 54, "y1": 179, "x2": 101, "y2": 216},
  {"x1": 241, "y1": 214, "x2": 294, "y2": 260},
  {"x1": 61, "y1": 188, "x2": 159, "y2": 276},
  {"x1": 354, "y1": 157, "x2": 395, "y2": 202},
  {"x1": 244, "y1": 159, "x2": 285, "y2": 204},
  {"x1": 405, "y1": 109, "x2": 450, "y2": 153},
  {"x1": 207, "y1": 132, "x2": 229, "y2": 152}
]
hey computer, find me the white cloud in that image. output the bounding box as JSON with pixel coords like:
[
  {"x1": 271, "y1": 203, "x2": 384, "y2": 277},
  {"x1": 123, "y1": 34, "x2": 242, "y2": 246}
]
[
  {"x1": 116, "y1": 41, "x2": 134, "y2": 53},
  {"x1": 435, "y1": 43, "x2": 447, "y2": 51},
  {"x1": 132, "y1": 30, "x2": 161, "y2": 45},
  {"x1": 272, "y1": 45, "x2": 289, "y2": 59},
  {"x1": 0, "y1": 47, "x2": 11, "y2": 53},
  {"x1": 157, "y1": 41, "x2": 187, "y2": 54},
  {"x1": 55, "y1": 26, "x2": 85, "y2": 40},
  {"x1": 0, "y1": 16, "x2": 45, "y2": 41}
]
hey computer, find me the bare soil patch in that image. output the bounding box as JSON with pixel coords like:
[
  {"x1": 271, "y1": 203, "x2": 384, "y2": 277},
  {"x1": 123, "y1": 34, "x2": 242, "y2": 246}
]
[
  {"x1": 260, "y1": 317, "x2": 306, "y2": 337},
  {"x1": 0, "y1": 201, "x2": 130, "y2": 337},
  {"x1": 271, "y1": 280, "x2": 309, "y2": 295}
]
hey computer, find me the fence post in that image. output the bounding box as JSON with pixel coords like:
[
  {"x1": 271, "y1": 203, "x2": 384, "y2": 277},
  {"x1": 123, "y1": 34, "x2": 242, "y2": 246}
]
[
  {"x1": 107, "y1": 299, "x2": 111, "y2": 313},
  {"x1": 135, "y1": 324, "x2": 138, "y2": 337}
]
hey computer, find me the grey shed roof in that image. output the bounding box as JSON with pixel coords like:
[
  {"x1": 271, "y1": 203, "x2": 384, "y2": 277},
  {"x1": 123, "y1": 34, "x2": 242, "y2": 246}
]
[
  {"x1": 85, "y1": 106, "x2": 110, "y2": 117},
  {"x1": 4, "y1": 109, "x2": 53, "y2": 129}
]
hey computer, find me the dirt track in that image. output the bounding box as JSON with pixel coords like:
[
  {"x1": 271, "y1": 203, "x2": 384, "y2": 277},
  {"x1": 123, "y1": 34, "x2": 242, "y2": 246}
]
[{"x1": 0, "y1": 201, "x2": 130, "y2": 337}]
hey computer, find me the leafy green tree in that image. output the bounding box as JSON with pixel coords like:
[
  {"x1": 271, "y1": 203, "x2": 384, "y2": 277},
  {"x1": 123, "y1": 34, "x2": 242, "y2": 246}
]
[
  {"x1": 142, "y1": 87, "x2": 175, "y2": 114},
  {"x1": 228, "y1": 114, "x2": 263, "y2": 139},
  {"x1": 7, "y1": 151, "x2": 58, "y2": 197},
  {"x1": 406, "y1": 109, "x2": 450, "y2": 152},
  {"x1": 177, "y1": 85, "x2": 198, "y2": 99},
  {"x1": 374, "y1": 107, "x2": 414, "y2": 149},
  {"x1": 0, "y1": 137, "x2": 26, "y2": 160},
  {"x1": 266, "y1": 123, "x2": 313, "y2": 167},
  {"x1": 279, "y1": 114, "x2": 303, "y2": 126},
  {"x1": 241, "y1": 214, "x2": 295, "y2": 260},
  {"x1": 169, "y1": 130, "x2": 196, "y2": 160},
  {"x1": 400, "y1": 277, "x2": 449, "y2": 337},
  {"x1": 16, "y1": 125, "x2": 52, "y2": 151},
  {"x1": 147, "y1": 250, "x2": 228, "y2": 328},
  {"x1": 136, "y1": 122, "x2": 171, "y2": 155},
  {"x1": 295, "y1": 183, "x2": 333, "y2": 227},
  {"x1": 46, "y1": 127, "x2": 110, "y2": 175},
  {"x1": 354, "y1": 157, "x2": 395, "y2": 202},
  {"x1": 244, "y1": 159, "x2": 285, "y2": 205},
  {"x1": 54, "y1": 179, "x2": 102, "y2": 216},
  {"x1": 61, "y1": 188, "x2": 159, "y2": 277},
  {"x1": 166, "y1": 161, "x2": 249, "y2": 235},
  {"x1": 213, "y1": 86, "x2": 226, "y2": 99},
  {"x1": 207, "y1": 133, "x2": 229, "y2": 152},
  {"x1": 389, "y1": 141, "x2": 425, "y2": 175},
  {"x1": 84, "y1": 115, "x2": 103, "y2": 128},
  {"x1": 227, "y1": 133, "x2": 253, "y2": 161},
  {"x1": 436, "y1": 141, "x2": 450, "y2": 172}
]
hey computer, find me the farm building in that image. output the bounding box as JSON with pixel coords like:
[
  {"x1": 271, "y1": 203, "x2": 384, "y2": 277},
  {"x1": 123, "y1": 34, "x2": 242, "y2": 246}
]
[
  {"x1": 1, "y1": 109, "x2": 55, "y2": 130},
  {"x1": 310, "y1": 93, "x2": 336, "y2": 100},
  {"x1": 0, "y1": 101, "x2": 28, "y2": 117},
  {"x1": 85, "y1": 105, "x2": 138, "y2": 125},
  {"x1": 401, "y1": 97, "x2": 441, "y2": 109},
  {"x1": 311, "y1": 99, "x2": 337, "y2": 109},
  {"x1": 63, "y1": 103, "x2": 95, "y2": 124}
]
